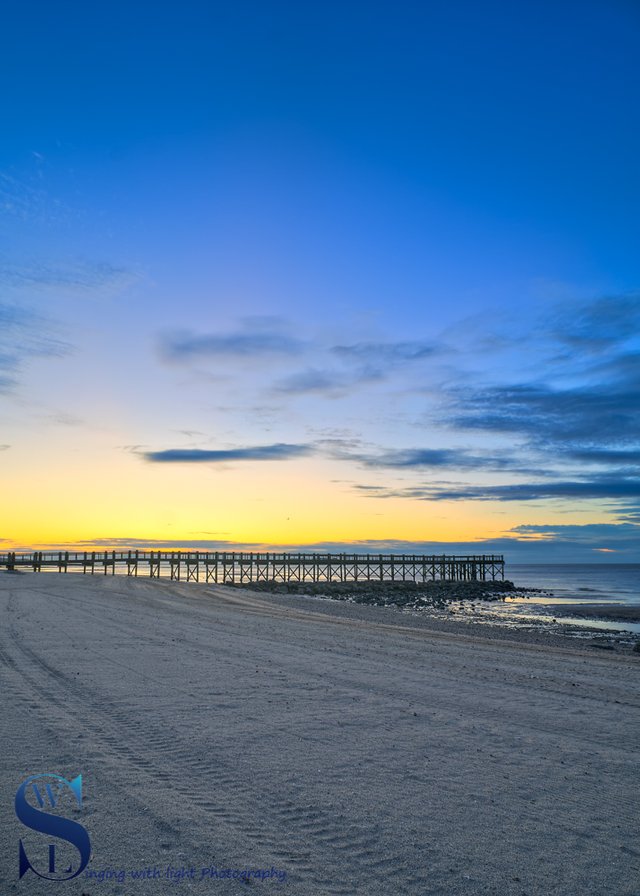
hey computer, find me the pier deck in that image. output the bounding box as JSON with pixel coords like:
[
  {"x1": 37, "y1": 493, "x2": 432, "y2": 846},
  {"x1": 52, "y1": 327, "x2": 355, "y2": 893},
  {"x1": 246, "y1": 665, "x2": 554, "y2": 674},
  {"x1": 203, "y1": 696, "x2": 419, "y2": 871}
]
[{"x1": 0, "y1": 551, "x2": 504, "y2": 583}]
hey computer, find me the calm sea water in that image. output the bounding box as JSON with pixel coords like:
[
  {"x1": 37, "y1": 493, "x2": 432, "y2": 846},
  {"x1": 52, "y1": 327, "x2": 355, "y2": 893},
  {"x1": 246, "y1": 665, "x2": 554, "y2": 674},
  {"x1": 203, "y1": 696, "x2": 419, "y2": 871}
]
[{"x1": 507, "y1": 564, "x2": 640, "y2": 605}]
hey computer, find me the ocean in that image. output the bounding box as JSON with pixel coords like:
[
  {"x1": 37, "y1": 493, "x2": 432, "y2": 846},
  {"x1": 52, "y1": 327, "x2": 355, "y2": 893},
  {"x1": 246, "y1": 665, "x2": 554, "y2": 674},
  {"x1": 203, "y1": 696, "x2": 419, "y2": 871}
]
[{"x1": 508, "y1": 563, "x2": 640, "y2": 604}]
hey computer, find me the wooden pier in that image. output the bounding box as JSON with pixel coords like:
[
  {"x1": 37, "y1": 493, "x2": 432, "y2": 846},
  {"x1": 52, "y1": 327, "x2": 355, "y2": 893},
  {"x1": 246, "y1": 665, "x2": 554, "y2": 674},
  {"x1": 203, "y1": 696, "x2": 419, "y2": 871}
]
[{"x1": 0, "y1": 551, "x2": 504, "y2": 583}]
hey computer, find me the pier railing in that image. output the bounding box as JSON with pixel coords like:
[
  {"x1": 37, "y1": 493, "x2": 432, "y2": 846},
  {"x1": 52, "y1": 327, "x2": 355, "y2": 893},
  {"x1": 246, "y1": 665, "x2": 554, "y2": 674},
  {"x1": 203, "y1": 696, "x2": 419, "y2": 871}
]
[{"x1": 0, "y1": 551, "x2": 504, "y2": 583}]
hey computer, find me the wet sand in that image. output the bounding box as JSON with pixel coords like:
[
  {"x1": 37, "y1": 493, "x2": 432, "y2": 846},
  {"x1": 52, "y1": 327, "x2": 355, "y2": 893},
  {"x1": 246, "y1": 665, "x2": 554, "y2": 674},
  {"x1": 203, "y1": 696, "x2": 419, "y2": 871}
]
[
  {"x1": 542, "y1": 603, "x2": 640, "y2": 623},
  {"x1": 1, "y1": 572, "x2": 639, "y2": 895}
]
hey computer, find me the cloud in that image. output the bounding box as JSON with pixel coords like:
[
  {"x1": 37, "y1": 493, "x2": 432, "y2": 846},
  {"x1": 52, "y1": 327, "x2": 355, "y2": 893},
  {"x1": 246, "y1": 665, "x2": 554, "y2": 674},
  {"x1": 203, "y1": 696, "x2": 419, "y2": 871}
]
[
  {"x1": 0, "y1": 260, "x2": 135, "y2": 393},
  {"x1": 40, "y1": 538, "x2": 262, "y2": 550},
  {"x1": 449, "y1": 380, "x2": 640, "y2": 446},
  {"x1": 7, "y1": 523, "x2": 639, "y2": 560},
  {"x1": 44, "y1": 412, "x2": 83, "y2": 426},
  {"x1": 567, "y1": 447, "x2": 640, "y2": 466},
  {"x1": 0, "y1": 303, "x2": 70, "y2": 393},
  {"x1": 614, "y1": 508, "x2": 640, "y2": 523},
  {"x1": 191, "y1": 332, "x2": 439, "y2": 398},
  {"x1": 317, "y1": 437, "x2": 546, "y2": 476},
  {"x1": 511, "y1": 521, "x2": 639, "y2": 539},
  {"x1": 292, "y1": 529, "x2": 640, "y2": 559},
  {"x1": 0, "y1": 169, "x2": 71, "y2": 226},
  {"x1": 331, "y1": 340, "x2": 438, "y2": 364},
  {"x1": 337, "y1": 445, "x2": 533, "y2": 473},
  {"x1": 161, "y1": 328, "x2": 306, "y2": 362},
  {"x1": 590, "y1": 350, "x2": 640, "y2": 389},
  {"x1": 353, "y1": 475, "x2": 640, "y2": 502},
  {"x1": 143, "y1": 443, "x2": 312, "y2": 463},
  {"x1": 548, "y1": 293, "x2": 640, "y2": 354},
  {"x1": 160, "y1": 325, "x2": 444, "y2": 401},
  {"x1": 273, "y1": 367, "x2": 383, "y2": 396},
  {"x1": 0, "y1": 260, "x2": 138, "y2": 297},
  {"x1": 394, "y1": 293, "x2": 637, "y2": 518},
  {"x1": 444, "y1": 294, "x2": 639, "y2": 446},
  {"x1": 508, "y1": 522, "x2": 640, "y2": 555},
  {"x1": 273, "y1": 340, "x2": 440, "y2": 397}
]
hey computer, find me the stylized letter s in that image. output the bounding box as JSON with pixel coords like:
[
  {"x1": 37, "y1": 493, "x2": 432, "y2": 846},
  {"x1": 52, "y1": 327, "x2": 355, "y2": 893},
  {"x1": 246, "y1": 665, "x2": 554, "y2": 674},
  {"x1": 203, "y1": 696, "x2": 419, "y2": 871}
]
[{"x1": 15, "y1": 774, "x2": 91, "y2": 880}]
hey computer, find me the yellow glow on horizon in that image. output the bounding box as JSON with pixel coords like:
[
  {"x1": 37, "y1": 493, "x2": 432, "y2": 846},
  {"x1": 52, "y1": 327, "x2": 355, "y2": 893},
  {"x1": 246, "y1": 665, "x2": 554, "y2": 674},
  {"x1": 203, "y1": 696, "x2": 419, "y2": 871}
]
[
  {"x1": 1, "y1": 435, "x2": 621, "y2": 551},
  {"x1": 2, "y1": 444, "x2": 517, "y2": 549}
]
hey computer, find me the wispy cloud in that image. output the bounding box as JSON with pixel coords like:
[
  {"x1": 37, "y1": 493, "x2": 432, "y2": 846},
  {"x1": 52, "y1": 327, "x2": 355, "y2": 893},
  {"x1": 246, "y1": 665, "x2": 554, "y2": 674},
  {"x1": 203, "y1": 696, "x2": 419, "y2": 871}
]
[
  {"x1": 0, "y1": 169, "x2": 71, "y2": 226},
  {"x1": 161, "y1": 323, "x2": 445, "y2": 398},
  {"x1": 566, "y1": 447, "x2": 640, "y2": 466},
  {"x1": 334, "y1": 445, "x2": 534, "y2": 473},
  {"x1": 0, "y1": 253, "x2": 138, "y2": 399},
  {"x1": 448, "y1": 379, "x2": 640, "y2": 445},
  {"x1": 274, "y1": 339, "x2": 441, "y2": 396},
  {"x1": 143, "y1": 443, "x2": 312, "y2": 463},
  {"x1": 76, "y1": 538, "x2": 259, "y2": 549},
  {"x1": 614, "y1": 506, "x2": 640, "y2": 524},
  {"x1": 21, "y1": 537, "x2": 263, "y2": 551},
  {"x1": 508, "y1": 521, "x2": 640, "y2": 556},
  {"x1": 42, "y1": 412, "x2": 84, "y2": 427},
  {"x1": 0, "y1": 260, "x2": 138, "y2": 297},
  {"x1": 353, "y1": 475, "x2": 640, "y2": 502},
  {"x1": 0, "y1": 303, "x2": 70, "y2": 393},
  {"x1": 273, "y1": 366, "x2": 383, "y2": 396},
  {"x1": 437, "y1": 294, "x2": 640, "y2": 500},
  {"x1": 511, "y1": 521, "x2": 639, "y2": 538},
  {"x1": 331, "y1": 340, "x2": 438, "y2": 364},
  {"x1": 161, "y1": 328, "x2": 306, "y2": 362},
  {"x1": 547, "y1": 293, "x2": 640, "y2": 354}
]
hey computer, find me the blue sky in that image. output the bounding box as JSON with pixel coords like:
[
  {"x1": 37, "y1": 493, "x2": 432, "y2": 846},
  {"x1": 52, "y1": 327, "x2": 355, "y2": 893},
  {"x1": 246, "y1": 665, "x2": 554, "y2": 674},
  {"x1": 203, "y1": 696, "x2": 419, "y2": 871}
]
[{"x1": 1, "y1": 0, "x2": 639, "y2": 560}]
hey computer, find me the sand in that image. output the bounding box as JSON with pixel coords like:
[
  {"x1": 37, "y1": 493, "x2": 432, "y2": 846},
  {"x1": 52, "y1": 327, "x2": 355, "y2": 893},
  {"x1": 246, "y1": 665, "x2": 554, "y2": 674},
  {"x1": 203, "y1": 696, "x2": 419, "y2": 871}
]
[
  {"x1": 1, "y1": 572, "x2": 639, "y2": 895},
  {"x1": 542, "y1": 603, "x2": 640, "y2": 623}
]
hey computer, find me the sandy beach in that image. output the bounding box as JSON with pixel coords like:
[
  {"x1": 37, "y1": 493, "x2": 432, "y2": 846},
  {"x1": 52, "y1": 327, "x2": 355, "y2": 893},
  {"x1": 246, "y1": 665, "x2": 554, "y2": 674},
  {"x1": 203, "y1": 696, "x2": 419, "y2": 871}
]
[{"x1": 1, "y1": 572, "x2": 639, "y2": 895}]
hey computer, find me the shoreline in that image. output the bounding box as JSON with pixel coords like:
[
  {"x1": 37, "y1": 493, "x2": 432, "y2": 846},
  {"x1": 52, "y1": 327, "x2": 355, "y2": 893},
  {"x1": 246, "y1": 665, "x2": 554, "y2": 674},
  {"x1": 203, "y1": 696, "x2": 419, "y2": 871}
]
[
  {"x1": 221, "y1": 579, "x2": 640, "y2": 654},
  {"x1": 222, "y1": 583, "x2": 640, "y2": 661},
  {"x1": 4, "y1": 568, "x2": 640, "y2": 649}
]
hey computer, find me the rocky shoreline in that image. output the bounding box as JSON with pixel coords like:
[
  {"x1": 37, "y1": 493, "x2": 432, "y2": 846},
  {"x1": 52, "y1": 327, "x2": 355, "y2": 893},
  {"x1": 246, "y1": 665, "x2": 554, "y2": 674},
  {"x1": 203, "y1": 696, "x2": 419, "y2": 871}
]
[{"x1": 223, "y1": 578, "x2": 542, "y2": 608}]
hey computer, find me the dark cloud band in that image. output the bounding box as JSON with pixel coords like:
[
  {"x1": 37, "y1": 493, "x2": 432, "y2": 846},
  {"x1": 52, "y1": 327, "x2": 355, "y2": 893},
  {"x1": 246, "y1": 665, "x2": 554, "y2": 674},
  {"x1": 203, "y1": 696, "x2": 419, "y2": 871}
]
[
  {"x1": 143, "y1": 443, "x2": 311, "y2": 463},
  {"x1": 354, "y1": 476, "x2": 640, "y2": 502}
]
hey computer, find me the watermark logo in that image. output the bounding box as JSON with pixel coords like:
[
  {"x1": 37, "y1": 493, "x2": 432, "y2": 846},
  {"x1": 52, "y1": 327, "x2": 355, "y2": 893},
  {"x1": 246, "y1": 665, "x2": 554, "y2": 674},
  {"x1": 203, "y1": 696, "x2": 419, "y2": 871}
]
[{"x1": 15, "y1": 774, "x2": 91, "y2": 881}]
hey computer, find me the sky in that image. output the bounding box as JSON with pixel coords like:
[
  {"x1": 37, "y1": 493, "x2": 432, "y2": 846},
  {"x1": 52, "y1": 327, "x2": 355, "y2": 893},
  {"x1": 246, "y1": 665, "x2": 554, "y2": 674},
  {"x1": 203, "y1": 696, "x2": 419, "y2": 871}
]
[{"x1": 1, "y1": 0, "x2": 639, "y2": 562}]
